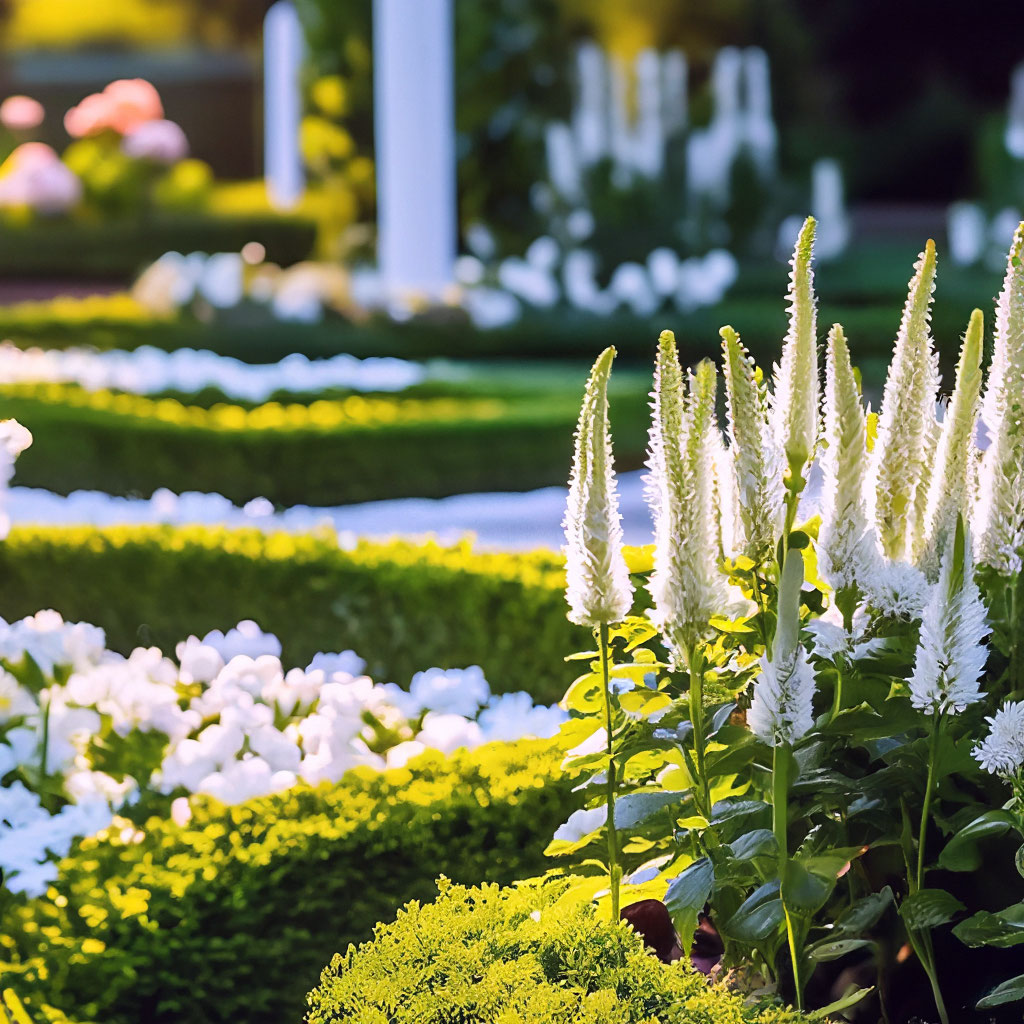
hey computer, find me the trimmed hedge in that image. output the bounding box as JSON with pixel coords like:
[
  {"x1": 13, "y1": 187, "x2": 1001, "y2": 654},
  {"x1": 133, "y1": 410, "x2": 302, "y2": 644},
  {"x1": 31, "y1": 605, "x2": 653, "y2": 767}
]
[
  {"x1": 0, "y1": 526, "x2": 578, "y2": 698},
  {"x1": 4, "y1": 383, "x2": 649, "y2": 505},
  {"x1": 2, "y1": 740, "x2": 571, "y2": 1024},
  {"x1": 0, "y1": 213, "x2": 316, "y2": 279},
  {"x1": 306, "y1": 876, "x2": 806, "y2": 1024}
]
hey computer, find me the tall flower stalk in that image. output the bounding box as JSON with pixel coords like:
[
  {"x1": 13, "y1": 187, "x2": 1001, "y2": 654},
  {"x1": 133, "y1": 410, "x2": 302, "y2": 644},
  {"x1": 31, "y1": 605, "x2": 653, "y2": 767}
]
[
  {"x1": 870, "y1": 240, "x2": 940, "y2": 562},
  {"x1": 770, "y1": 216, "x2": 819, "y2": 540},
  {"x1": 818, "y1": 324, "x2": 877, "y2": 628},
  {"x1": 917, "y1": 310, "x2": 984, "y2": 577},
  {"x1": 721, "y1": 325, "x2": 784, "y2": 561},
  {"x1": 646, "y1": 333, "x2": 726, "y2": 816},
  {"x1": 563, "y1": 345, "x2": 633, "y2": 918}
]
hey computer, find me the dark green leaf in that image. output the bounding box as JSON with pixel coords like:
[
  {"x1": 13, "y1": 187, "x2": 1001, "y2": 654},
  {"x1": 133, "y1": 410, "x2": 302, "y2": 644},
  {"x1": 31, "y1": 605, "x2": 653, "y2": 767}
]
[
  {"x1": 977, "y1": 973, "x2": 1024, "y2": 1009},
  {"x1": 954, "y1": 903, "x2": 1024, "y2": 948},
  {"x1": 613, "y1": 791, "x2": 687, "y2": 830},
  {"x1": 782, "y1": 859, "x2": 834, "y2": 916},
  {"x1": 809, "y1": 938, "x2": 873, "y2": 962},
  {"x1": 938, "y1": 810, "x2": 1020, "y2": 872},
  {"x1": 728, "y1": 829, "x2": 778, "y2": 863},
  {"x1": 899, "y1": 889, "x2": 966, "y2": 931},
  {"x1": 835, "y1": 888, "x2": 894, "y2": 936},
  {"x1": 723, "y1": 881, "x2": 784, "y2": 942}
]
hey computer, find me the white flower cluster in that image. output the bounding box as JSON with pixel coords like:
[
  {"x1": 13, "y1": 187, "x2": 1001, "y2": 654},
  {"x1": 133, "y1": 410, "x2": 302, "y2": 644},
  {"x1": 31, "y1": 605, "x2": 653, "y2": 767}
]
[
  {"x1": 0, "y1": 612, "x2": 564, "y2": 896},
  {"x1": 974, "y1": 701, "x2": 1024, "y2": 776},
  {"x1": 0, "y1": 342, "x2": 426, "y2": 402}
]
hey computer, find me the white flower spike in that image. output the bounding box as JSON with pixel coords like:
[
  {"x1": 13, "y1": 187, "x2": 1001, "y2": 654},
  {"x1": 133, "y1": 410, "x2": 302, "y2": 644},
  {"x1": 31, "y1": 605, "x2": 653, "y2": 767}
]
[
  {"x1": 721, "y1": 325, "x2": 784, "y2": 559},
  {"x1": 918, "y1": 309, "x2": 984, "y2": 577},
  {"x1": 974, "y1": 223, "x2": 1024, "y2": 574},
  {"x1": 909, "y1": 519, "x2": 990, "y2": 716},
  {"x1": 770, "y1": 216, "x2": 819, "y2": 480},
  {"x1": 563, "y1": 346, "x2": 634, "y2": 628},
  {"x1": 748, "y1": 544, "x2": 816, "y2": 746},
  {"x1": 817, "y1": 324, "x2": 878, "y2": 612},
  {"x1": 973, "y1": 700, "x2": 1024, "y2": 776},
  {"x1": 870, "y1": 240, "x2": 941, "y2": 561},
  {"x1": 646, "y1": 333, "x2": 727, "y2": 667}
]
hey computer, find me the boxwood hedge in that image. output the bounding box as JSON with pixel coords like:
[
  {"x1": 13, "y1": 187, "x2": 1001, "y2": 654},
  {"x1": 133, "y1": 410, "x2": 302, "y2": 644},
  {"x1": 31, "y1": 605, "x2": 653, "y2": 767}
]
[
  {"x1": 4, "y1": 382, "x2": 649, "y2": 505},
  {"x1": 0, "y1": 525, "x2": 579, "y2": 699},
  {"x1": 2, "y1": 740, "x2": 570, "y2": 1024}
]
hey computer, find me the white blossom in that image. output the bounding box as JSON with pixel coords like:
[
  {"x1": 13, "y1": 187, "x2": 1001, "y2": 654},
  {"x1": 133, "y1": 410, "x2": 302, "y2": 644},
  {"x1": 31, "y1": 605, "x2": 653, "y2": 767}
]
[
  {"x1": 909, "y1": 525, "x2": 990, "y2": 715},
  {"x1": 869, "y1": 241, "x2": 941, "y2": 561},
  {"x1": 646, "y1": 334, "x2": 728, "y2": 665},
  {"x1": 974, "y1": 223, "x2": 1024, "y2": 573},
  {"x1": 563, "y1": 346, "x2": 634, "y2": 627},
  {"x1": 770, "y1": 216, "x2": 819, "y2": 475},
  {"x1": 818, "y1": 324, "x2": 879, "y2": 597},
  {"x1": 973, "y1": 701, "x2": 1024, "y2": 776}
]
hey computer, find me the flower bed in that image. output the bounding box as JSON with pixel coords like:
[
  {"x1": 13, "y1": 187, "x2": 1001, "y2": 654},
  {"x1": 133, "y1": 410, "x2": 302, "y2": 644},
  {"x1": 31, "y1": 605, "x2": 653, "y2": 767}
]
[
  {"x1": 2, "y1": 738, "x2": 569, "y2": 1024},
  {"x1": 0, "y1": 527, "x2": 576, "y2": 698}
]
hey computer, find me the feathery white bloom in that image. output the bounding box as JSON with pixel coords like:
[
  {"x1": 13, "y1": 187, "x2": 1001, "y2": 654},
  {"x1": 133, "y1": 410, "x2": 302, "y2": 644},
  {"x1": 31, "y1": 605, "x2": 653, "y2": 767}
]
[
  {"x1": 711, "y1": 421, "x2": 739, "y2": 561},
  {"x1": 646, "y1": 333, "x2": 728, "y2": 666},
  {"x1": 974, "y1": 223, "x2": 1024, "y2": 573},
  {"x1": 909, "y1": 523, "x2": 990, "y2": 715},
  {"x1": 861, "y1": 561, "x2": 930, "y2": 620},
  {"x1": 973, "y1": 700, "x2": 1024, "y2": 776},
  {"x1": 918, "y1": 309, "x2": 984, "y2": 577},
  {"x1": 770, "y1": 216, "x2": 819, "y2": 476},
  {"x1": 818, "y1": 324, "x2": 879, "y2": 598},
  {"x1": 748, "y1": 546, "x2": 816, "y2": 745},
  {"x1": 721, "y1": 325, "x2": 784, "y2": 558},
  {"x1": 869, "y1": 240, "x2": 941, "y2": 561},
  {"x1": 563, "y1": 346, "x2": 633, "y2": 627}
]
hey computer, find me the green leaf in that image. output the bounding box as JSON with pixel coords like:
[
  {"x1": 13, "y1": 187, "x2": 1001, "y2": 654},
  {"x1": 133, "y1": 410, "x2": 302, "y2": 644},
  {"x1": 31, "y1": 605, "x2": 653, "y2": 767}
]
[
  {"x1": 806, "y1": 987, "x2": 874, "y2": 1020},
  {"x1": 728, "y1": 829, "x2": 778, "y2": 863},
  {"x1": 782, "y1": 859, "x2": 834, "y2": 916},
  {"x1": 613, "y1": 791, "x2": 686, "y2": 830},
  {"x1": 835, "y1": 888, "x2": 894, "y2": 936},
  {"x1": 899, "y1": 888, "x2": 966, "y2": 931},
  {"x1": 809, "y1": 938, "x2": 873, "y2": 962},
  {"x1": 938, "y1": 810, "x2": 1021, "y2": 871},
  {"x1": 665, "y1": 857, "x2": 714, "y2": 918},
  {"x1": 953, "y1": 903, "x2": 1024, "y2": 948},
  {"x1": 562, "y1": 672, "x2": 605, "y2": 714},
  {"x1": 977, "y1": 973, "x2": 1024, "y2": 1009},
  {"x1": 723, "y1": 881, "x2": 784, "y2": 942}
]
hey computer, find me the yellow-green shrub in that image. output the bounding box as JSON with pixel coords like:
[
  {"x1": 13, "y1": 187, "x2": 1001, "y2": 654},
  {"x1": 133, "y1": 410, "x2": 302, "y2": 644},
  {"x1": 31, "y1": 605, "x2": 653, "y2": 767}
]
[
  {"x1": 306, "y1": 876, "x2": 807, "y2": 1024},
  {"x1": 2, "y1": 740, "x2": 570, "y2": 1024},
  {"x1": 0, "y1": 525, "x2": 578, "y2": 698}
]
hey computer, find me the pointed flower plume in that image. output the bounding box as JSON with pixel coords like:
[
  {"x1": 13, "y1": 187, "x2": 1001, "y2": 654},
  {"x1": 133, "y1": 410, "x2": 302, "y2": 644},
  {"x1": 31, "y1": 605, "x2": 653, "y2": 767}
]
[
  {"x1": 909, "y1": 518, "x2": 990, "y2": 716},
  {"x1": 974, "y1": 700, "x2": 1024, "y2": 776},
  {"x1": 918, "y1": 309, "x2": 984, "y2": 576},
  {"x1": 869, "y1": 240, "x2": 941, "y2": 561},
  {"x1": 974, "y1": 223, "x2": 1024, "y2": 574},
  {"x1": 817, "y1": 324, "x2": 878, "y2": 603},
  {"x1": 645, "y1": 332, "x2": 727, "y2": 667},
  {"x1": 770, "y1": 216, "x2": 819, "y2": 478},
  {"x1": 748, "y1": 544, "x2": 816, "y2": 746},
  {"x1": 721, "y1": 326, "x2": 784, "y2": 559},
  {"x1": 563, "y1": 347, "x2": 633, "y2": 627}
]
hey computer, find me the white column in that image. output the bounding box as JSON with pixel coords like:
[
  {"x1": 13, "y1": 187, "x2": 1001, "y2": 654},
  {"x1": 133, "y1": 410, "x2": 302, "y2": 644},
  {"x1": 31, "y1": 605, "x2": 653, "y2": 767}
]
[
  {"x1": 263, "y1": 1, "x2": 305, "y2": 210},
  {"x1": 373, "y1": 0, "x2": 456, "y2": 298}
]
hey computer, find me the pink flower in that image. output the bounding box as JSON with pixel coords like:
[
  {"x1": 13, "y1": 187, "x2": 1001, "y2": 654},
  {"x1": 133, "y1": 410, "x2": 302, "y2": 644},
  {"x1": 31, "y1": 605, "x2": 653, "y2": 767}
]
[
  {"x1": 0, "y1": 95, "x2": 44, "y2": 131},
  {"x1": 64, "y1": 79, "x2": 163, "y2": 138},
  {"x1": 0, "y1": 143, "x2": 81, "y2": 214},
  {"x1": 122, "y1": 119, "x2": 188, "y2": 164}
]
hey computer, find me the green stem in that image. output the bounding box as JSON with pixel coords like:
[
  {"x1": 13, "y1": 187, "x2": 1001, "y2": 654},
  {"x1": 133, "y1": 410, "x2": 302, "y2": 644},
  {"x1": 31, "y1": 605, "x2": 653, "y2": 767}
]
[
  {"x1": 687, "y1": 646, "x2": 712, "y2": 818},
  {"x1": 916, "y1": 712, "x2": 943, "y2": 892},
  {"x1": 830, "y1": 656, "x2": 844, "y2": 723},
  {"x1": 1011, "y1": 573, "x2": 1022, "y2": 693},
  {"x1": 597, "y1": 623, "x2": 621, "y2": 921},
  {"x1": 773, "y1": 744, "x2": 803, "y2": 1012},
  {"x1": 39, "y1": 693, "x2": 50, "y2": 784}
]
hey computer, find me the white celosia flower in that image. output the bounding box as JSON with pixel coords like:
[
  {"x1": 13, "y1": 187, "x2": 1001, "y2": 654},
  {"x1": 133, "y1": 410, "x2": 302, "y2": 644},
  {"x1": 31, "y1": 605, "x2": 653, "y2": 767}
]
[
  {"x1": 646, "y1": 334, "x2": 729, "y2": 666},
  {"x1": 869, "y1": 241, "x2": 941, "y2": 561},
  {"x1": 748, "y1": 546, "x2": 816, "y2": 745},
  {"x1": 974, "y1": 223, "x2": 1024, "y2": 573},
  {"x1": 563, "y1": 346, "x2": 634, "y2": 627},
  {"x1": 973, "y1": 701, "x2": 1024, "y2": 776},
  {"x1": 721, "y1": 325, "x2": 784, "y2": 558},
  {"x1": 917, "y1": 309, "x2": 984, "y2": 577},
  {"x1": 804, "y1": 605, "x2": 888, "y2": 663},
  {"x1": 817, "y1": 324, "x2": 879, "y2": 599},
  {"x1": 861, "y1": 561, "x2": 931, "y2": 620},
  {"x1": 770, "y1": 216, "x2": 819, "y2": 476},
  {"x1": 909, "y1": 524, "x2": 990, "y2": 715}
]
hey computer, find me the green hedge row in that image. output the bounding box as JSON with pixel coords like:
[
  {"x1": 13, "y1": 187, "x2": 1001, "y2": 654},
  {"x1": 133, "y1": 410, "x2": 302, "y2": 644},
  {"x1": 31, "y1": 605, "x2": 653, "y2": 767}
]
[
  {"x1": 2, "y1": 740, "x2": 571, "y2": 1024},
  {"x1": 0, "y1": 213, "x2": 316, "y2": 279},
  {"x1": 0, "y1": 526, "x2": 579, "y2": 699},
  {"x1": 306, "y1": 876, "x2": 806, "y2": 1024},
  {"x1": 4, "y1": 383, "x2": 649, "y2": 505}
]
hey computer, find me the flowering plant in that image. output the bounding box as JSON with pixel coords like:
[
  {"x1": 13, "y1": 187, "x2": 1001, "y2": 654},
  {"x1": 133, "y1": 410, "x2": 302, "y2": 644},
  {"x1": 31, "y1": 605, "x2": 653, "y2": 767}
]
[{"x1": 554, "y1": 218, "x2": 1024, "y2": 1021}]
